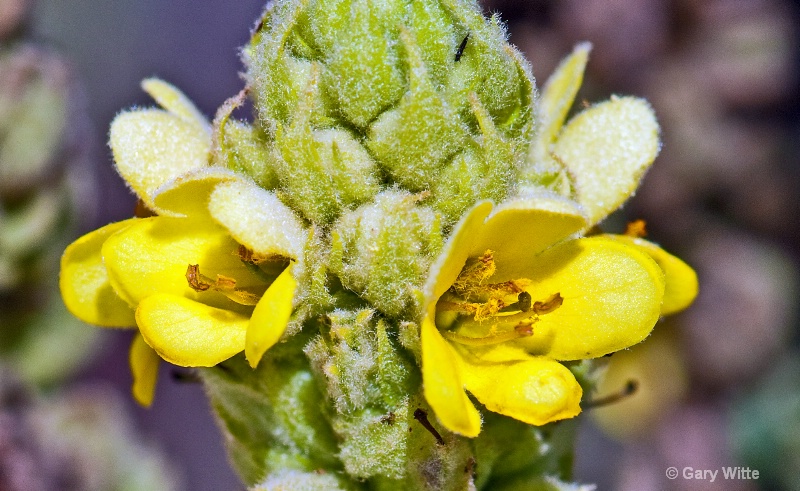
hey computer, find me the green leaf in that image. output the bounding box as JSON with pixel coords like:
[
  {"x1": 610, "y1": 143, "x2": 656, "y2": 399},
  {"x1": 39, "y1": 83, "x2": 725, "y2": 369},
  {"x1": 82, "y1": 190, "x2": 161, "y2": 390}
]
[{"x1": 201, "y1": 350, "x2": 339, "y2": 486}]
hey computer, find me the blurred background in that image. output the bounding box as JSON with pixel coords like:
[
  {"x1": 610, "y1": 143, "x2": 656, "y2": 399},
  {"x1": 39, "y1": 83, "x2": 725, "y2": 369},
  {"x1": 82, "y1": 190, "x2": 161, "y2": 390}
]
[{"x1": 1, "y1": 0, "x2": 798, "y2": 489}]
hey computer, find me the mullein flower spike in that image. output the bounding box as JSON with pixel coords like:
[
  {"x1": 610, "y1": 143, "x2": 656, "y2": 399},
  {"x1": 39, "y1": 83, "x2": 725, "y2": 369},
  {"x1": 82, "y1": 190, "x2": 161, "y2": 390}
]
[{"x1": 60, "y1": 0, "x2": 697, "y2": 487}]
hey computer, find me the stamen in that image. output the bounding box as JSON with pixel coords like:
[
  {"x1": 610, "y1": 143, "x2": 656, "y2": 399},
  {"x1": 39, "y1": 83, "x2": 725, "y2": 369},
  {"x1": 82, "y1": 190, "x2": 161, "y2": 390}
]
[
  {"x1": 624, "y1": 219, "x2": 647, "y2": 238},
  {"x1": 436, "y1": 300, "x2": 481, "y2": 315},
  {"x1": 489, "y1": 292, "x2": 564, "y2": 326},
  {"x1": 236, "y1": 245, "x2": 281, "y2": 265},
  {"x1": 236, "y1": 245, "x2": 291, "y2": 280},
  {"x1": 474, "y1": 298, "x2": 504, "y2": 320},
  {"x1": 532, "y1": 292, "x2": 563, "y2": 314},
  {"x1": 185, "y1": 264, "x2": 261, "y2": 306},
  {"x1": 439, "y1": 291, "x2": 563, "y2": 337},
  {"x1": 513, "y1": 322, "x2": 534, "y2": 336},
  {"x1": 475, "y1": 279, "x2": 531, "y2": 299},
  {"x1": 441, "y1": 251, "x2": 564, "y2": 347},
  {"x1": 583, "y1": 380, "x2": 639, "y2": 409},
  {"x1": 451, "y1": 250, "x2": 496, "y2": 296},
  {"x1": 441, "y1": 322, "x2": 534, "y2": 346},
  {"x1": 186, "y1": 264, "x2": 211, "y2": 291},
  {"x1": 437, "y1": 298, "x2": 506, "y2": 321}
]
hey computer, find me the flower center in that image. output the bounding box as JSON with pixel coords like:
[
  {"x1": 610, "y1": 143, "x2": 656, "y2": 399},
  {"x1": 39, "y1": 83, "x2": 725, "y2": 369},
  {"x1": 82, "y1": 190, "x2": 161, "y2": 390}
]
[
  {"x1": 435, "y1": 250, "x2": 563, "y2": 346},
  {"x1": 185, "y1": 246, "x2": 289, "y2": 306}
]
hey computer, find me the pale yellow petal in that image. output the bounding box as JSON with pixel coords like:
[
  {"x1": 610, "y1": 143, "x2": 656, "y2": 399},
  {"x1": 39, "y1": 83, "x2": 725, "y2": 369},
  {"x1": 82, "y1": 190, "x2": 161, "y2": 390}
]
[
  {"x1": 536, "y1": 42, "x2": 591, "y2": 151},
  {"x1": 136, "y1": 293, "x2": 248, "y2": 367},
  {"x1": 110, "y1": 109, "x2": 210, "y2": 209},
  {"x1": 246, "y1": 265, "x2": 296, "y2": 368},
  {"x1": 102, "y1": 217, "x2": 263, "y2": 312},
  {"x1": 458, "y1": 348, "x2": 582, "y2": 426},
  {"x1": 591, "y1": 327, "x2": 688, "y2": 439},
  {"x1": 513, "y1": 236, "x2": 665, "y2": 360},
  {"x1": 209, "y1": 180, "x2": 307, "y2": 259},
  {"x1": 151, "y1": 166, "x2": 240, "y2": 218},
  {"x1": 129, "y1": 332, "x2": 160, "y2": 407},
  {"x1": 604, "y1": 235, "x2": 698, "y2": 315},
  {"x1": 59, "y1": 219, "x2": 137, "y2": 327},
  {"x1": 141, "y1": 78, "x2": 210, "y2": 130},
  {"x1": 469, "y1": 195, "x2": 587, "y2": 282},
  {"x1": 423, "y1": 201, "x2": 493, "y2": 310},
  {"x1": 553, "y1": 96, "x2": 660, "y2": 226},
  {"x1": 421, "y1": 316, "x2": 482, "y2": 437}
]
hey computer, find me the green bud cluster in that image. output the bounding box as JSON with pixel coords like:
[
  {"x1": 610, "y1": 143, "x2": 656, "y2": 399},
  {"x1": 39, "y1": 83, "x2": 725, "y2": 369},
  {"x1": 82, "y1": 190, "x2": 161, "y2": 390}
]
[
  {"x1": 232, "y1": 0, "x2": 533, "y2": 226},
  {"x1": 305, "y1": 311, "x2": 415, "y2": 479}
]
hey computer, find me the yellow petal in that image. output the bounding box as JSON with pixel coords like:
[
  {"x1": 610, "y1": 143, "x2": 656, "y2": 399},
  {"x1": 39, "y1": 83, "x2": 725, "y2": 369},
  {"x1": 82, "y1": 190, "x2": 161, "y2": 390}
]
[
  {"x1": 514, "y1": 236, "x2": 665, "y2": 360},
  {"x1": 246, "y1": 265, "x2": 296, "y2": 368},
  {"x1": 604, "y1": 235, "x2": 698, "y2": 315},
  {"x1": 141, "y1": 78, "x2": 210, "y2": 130},
  {"x1": 522, "y1": 44, "x2": 591, "y2": 198},
  {"x1": 421, "y1": 316, "x2": 482, "y2": 437},
  {"x1": 136, "y1": 293, "x2": 248, "y2": 367},
  {"x1": 469, "y1": 195, "x2": 587, "y2": 282},
  {"x1": 59, "y1": 219, "x2": 137, "y2": 327},
  {"x1": 457, "y1": 347, "x2": 582, "y2": 426},
  {"x1": 554, "y1": 96, "x2": 660, "y2": 226},
  {"x1": 209, "y1": 180, "x2": 307, "y2": 259},
  {"x1": 151, "y1": 166, "x2": 240, "y2": 218},
  {"x1": 102, "y1": 217, "x2": 263, "y2": 312},
  {"x1": 423, "y1": 201, "x2": 493, "y2": 310},
  {"x1": 129, "y1": 332, "x2": 160, "y2": 407},
  {"x1": 110, "y1": 109, "x2": 210, "y2": 209},
  {"x1": 535, "y1": 42, "x2": 591, "y2": 152}
]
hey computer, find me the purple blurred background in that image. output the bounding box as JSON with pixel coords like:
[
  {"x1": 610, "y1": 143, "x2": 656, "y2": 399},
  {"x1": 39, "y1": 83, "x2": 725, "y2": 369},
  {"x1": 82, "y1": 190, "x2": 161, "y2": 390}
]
[{"x1": 27, "y1": 1, "x2": 800, "y2": 490}]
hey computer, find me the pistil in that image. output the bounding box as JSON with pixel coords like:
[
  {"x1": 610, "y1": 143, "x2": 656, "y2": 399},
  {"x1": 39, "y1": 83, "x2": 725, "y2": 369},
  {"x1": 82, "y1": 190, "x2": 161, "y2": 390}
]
[{"x1": 441, "y1": 323, "x2": 534, "y2": 346}]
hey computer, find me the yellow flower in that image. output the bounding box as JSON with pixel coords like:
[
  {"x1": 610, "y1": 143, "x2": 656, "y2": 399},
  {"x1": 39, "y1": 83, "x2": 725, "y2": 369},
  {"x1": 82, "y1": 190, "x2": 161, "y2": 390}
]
[
  {"x1": 417, "y1": 42, "x2": 701, "y2": 435},
  {"x1": 420, "y1": 193, "x2": 700, "y2": 437},
  {"x1": 418, "y1": 43, "x2": 700, "y2": 435},
  {"x1": 416, "y1": 43, "x2": 696, "y2": 437},
  {"x1": 59, "y1": 80, "x2": 306, "y2": 405}
]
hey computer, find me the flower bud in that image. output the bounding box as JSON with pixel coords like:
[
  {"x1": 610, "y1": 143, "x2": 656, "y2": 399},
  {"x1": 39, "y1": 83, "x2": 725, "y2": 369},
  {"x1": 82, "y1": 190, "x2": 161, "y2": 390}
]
[
  {"x1": 245, "y1": 0, "x2": 534, "y2": 224},
  {"x1": 330, "y1": 190, "x2": 442, "y2": 318},
  {"x1": 303, "y1": 310, "x2": 473, "y2": 486}
]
